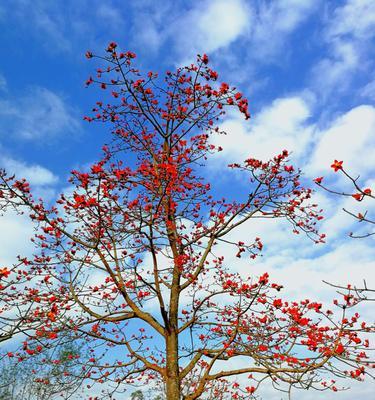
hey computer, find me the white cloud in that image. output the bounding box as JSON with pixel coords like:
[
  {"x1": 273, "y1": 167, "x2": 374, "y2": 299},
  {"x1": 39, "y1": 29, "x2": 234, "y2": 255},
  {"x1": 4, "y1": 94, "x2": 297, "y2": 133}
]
[
  {"x1": 170, "y1": 0, "x2": 250, "y2": 60},
  {"x1": 128, "y1": 0, "x2": 317, "y2": 77},
  {"x1": 0, "y1": 86, "x2": 80, "y2": 140},
  {"x1": 328, "y1": 0, "x2": 375, "y2": 40},
  {"x1": 169, "y1": 0, "x2": 317, "y2": 65},
  {"x1": 307, "y1": 105, "x2": 375, "y2": 175},
  {"x1": 193, "y1": 0, "x2": 250, "y2": 52},
  {"x1": 0, "y1": 156, "x2": 58, "y2": 186},
  {"x1": 0, "y1": 212, "x2": 35, "y2": 267},
  {"x1": 311, "y1": 40, "x2": 359, "y2": 96},
  {"x1": 249, "y1": 0, "x2": 318, "y2": 60},
  {"x1": 311, "y1": 0, "x2": 375, "y2": 96},
  {"x1": 214, "y1": 98, "x2": 375, "y2": 185},
  {"x1": 212, "y1": 96, "x2": 313, "y2": 164},
  {"x1": 255, "y1": 239, "x2": 375, "y2": 306}
]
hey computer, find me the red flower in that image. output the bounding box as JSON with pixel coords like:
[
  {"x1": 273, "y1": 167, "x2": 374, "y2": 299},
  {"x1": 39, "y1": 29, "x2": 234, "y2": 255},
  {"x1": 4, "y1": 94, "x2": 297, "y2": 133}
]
[
  {"x1": 352, "y1": 193, "x2": 363, "y2": 201},
  {"x1": 91, "y1": 164, "x2": 103, "y2": 174},
  {"x1": 363, "y1": 188, "x2": 372, "y2": 196},
  {"x1": 273, "y1": 299, "x2": 283, "y2": 308},
  {"x1": 335, "y1": 343, "x2": 345, "y2": 355},
  {"x1": 314, "y1": 176, "x2": 323, "y2": 184},
  {"x1": 258, "y1": 315, "x2": 268, "y2": 324},
  {"x1": 234, "y1": 92, "x2": 242, "y2": 100},
  {"x1": 246, "y1": 386, "x2": 256, "y2": 394},
  {"x1": 85, "y1": 51, "x2": 93, "y2": 59},
  {"x1": 47, "y1": 311, "x2": 56, "y2": 322},
  {"x1": 85, "y1": 77, "x2": 93, "y2": 86},
  {"x1": 125, "y1": 51, "x2": 136, "y2": 59},
  {"x1": 0, "y1": 267, "x2": 10, "y2": 279},
  {"x1": 48, "y1": 332, "x2": 58, "y2": 340},
  {"x1": 106, "y1": 42, "x2": 117, "y2": 52},
  {"x1": 209, "y1": 70, "x2": 218, "y2": 80},
  {"x1": 331, "y1": 160, "x2": 343, "y2": 172},
  {"x1": 284, "y1": 165, "x2": 294, "y2": 173},
  {"x1": 201, "y1": 54, "x2": 209, "y2": 64}
]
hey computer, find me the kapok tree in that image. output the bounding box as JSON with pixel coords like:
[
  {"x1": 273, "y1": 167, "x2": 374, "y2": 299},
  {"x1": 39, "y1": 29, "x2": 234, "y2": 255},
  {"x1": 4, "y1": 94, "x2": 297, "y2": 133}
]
[{"x1": 0, "y1": 43, "x2": 373, "y2": 399}]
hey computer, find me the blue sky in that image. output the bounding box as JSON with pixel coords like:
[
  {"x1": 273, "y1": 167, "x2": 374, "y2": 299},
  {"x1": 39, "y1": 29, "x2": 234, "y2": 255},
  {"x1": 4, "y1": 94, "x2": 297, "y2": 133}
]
[{"x1": 1, "y1": 1, "x2": 375, "y2": 399}]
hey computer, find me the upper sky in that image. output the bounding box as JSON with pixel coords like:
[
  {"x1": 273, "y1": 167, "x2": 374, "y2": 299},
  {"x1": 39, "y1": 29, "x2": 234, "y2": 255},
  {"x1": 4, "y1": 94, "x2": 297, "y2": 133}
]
[{"x1": 0, "y1": 1, "x2": 375, "y2": 399}]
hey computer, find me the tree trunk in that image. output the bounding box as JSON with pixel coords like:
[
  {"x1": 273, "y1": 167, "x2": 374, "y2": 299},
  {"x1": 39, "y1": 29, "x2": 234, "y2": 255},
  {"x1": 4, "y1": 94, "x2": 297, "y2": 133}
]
[{"x1": 166, "y1": 330, "x2": 181, "y2": 399}]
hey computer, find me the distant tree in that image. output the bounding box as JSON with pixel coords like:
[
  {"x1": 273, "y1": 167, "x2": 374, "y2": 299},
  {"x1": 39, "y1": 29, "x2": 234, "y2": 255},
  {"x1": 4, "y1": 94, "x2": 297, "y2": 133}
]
[
  {"x1": 130, "y1": 390, "x2": 144, "y2": 400},
  {"x1": 0, "y1": 43, "x2": 373, "y2": 399},
  {"x1": 0, "y1": 337, "x2": 86, "y2": 399}
]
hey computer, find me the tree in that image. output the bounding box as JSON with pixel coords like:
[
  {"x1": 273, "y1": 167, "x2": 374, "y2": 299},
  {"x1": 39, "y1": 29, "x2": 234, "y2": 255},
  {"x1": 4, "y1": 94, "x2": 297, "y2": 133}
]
[
  {"x1": 0, "y1": 335, "x2": 86, "y2": 399},
  {"x1": 0, "y1": 42, "x2": 373, "y2": 399},
  {"x1": 130, "y1": 390, "x2": 144, "y2": 400}
]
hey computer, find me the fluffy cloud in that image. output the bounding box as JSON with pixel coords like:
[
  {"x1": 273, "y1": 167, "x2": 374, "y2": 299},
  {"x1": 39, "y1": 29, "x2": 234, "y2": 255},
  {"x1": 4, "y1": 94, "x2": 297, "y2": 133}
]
[
  {"x1": 0, "y1": 156, "x2": 58, "y2": 186},
  {"x1": 0, "y1": 86, "x2": 80, "y2": 140},
  {"x1": 170, "y1": 0, "x2": 250, "y2": 60},
  {"x1": 307, "y1": 105, "x2": 375, "y2": 175},
  {"x1": 327, "y1": 0, "x2": 375, "y2": 39},
  {"x1": 191, "y1": 0, "x2": 250, "y2": 53},
  {"x1": 0, "y1": 212, "x2": 35, "y2": 267},
  {"x1": 211, "y1": 95, "x2": 375, "y2": 184},
  {"x1": 311, "y1": 0, "x2": 375, "y2": 97},
  {"x1": 0, "y1": 156, "x2": 58, "y2": 267},
  {"x1": 311, "y1": 41, "x2": 359, "y2": 97},
  {"x1": 249, "y1": 0, "x2": 318, "y2": 60},
  {"x1": 212, "y1": 95, "x2": 313, "y2": 165},
  {"x1": 164, "y1": 0, "x2": 317, "y2": 66}
]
